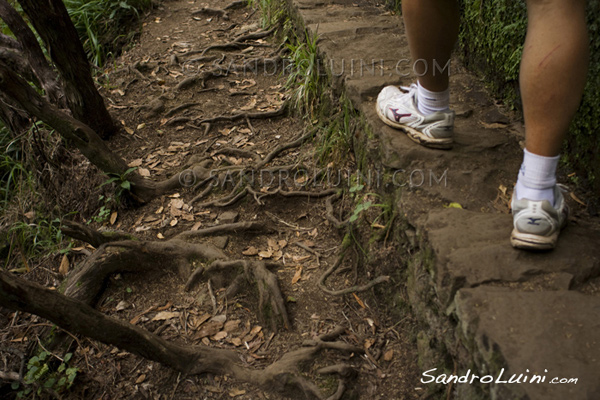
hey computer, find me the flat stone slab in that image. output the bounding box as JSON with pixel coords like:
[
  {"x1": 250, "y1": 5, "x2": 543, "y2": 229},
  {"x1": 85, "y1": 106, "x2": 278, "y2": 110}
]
[
  {"x1": 425, "y1": 208, "x2": 600, "y2": 305},
  {"x1": 455, "y1": 288, "x2": 600, "y2": 399}
]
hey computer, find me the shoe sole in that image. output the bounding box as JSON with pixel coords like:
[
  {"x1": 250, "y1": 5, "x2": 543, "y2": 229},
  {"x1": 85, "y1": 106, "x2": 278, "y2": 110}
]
[
  {"x1": 375, "y1": 103, "x2": 453, "y2": 150},
  {"x1": 510, "y1": 229, "x2": 558, "y2": 251}
]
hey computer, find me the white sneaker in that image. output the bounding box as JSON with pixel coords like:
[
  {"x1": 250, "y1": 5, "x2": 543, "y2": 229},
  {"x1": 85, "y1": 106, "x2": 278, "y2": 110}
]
[
  {"x1": 510, "y1": 186, "x2": 569, "y2": 250},
  {"x1": 376, "y1": 84, "x2": 455, "y2": 149}
]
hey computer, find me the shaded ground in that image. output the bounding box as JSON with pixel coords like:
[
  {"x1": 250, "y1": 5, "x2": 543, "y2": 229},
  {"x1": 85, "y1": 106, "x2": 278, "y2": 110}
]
[{"x1": 1, "y1": 1, "x2": 422, "y2": 399}]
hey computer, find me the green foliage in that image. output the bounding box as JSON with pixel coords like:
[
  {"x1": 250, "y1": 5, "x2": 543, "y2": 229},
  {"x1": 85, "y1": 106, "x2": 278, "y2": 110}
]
[
  {"x1": 348, "y1": 181, "x2": 390, "y2": 226},
  {"x1": 285, "y1": 29, "x2": 323, "y2": 115},
  {"x1": 98, "y1": 166, "x2": 137, "y2": 199},
  {"x1": 64, "y1": 0, "x2": 152, "y2": 66},
  {"x1": 12, "y1": 350, "x2": 78, "y2": 397},
  {"x1": 0, "y1": 126, "x2": 31, "y2": 207},
  {"x1": 459, "y1": 0, "x2": 600, "y2": 191},
  {"x1": 459, "y1": 0, "x2": 527, "y2": 108},
  {"x1": 314, "y1": 96, "x2": 356, "y2": 166},
  {"x1": 248, "y1": 0, "x2": 287, "y2": 29}
]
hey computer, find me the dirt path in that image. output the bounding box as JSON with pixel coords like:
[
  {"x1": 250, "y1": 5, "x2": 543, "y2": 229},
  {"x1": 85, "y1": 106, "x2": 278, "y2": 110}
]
[{"x1": 1, "y1": 1, "x2": 420, "y2": 399}]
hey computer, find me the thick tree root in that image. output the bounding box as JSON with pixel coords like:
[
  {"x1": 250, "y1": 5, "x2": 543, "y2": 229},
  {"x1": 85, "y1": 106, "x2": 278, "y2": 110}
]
[
  {"x1": 185, "y1": 259, "x2": 290, "y2": 330},
  {"x1": 0, "y1": 271, "x2": 359, "y2": 399},
  {"x1": 193, "y1": 102, "x2": 287, "y2": 125},
  {"x1": 64, "y1": 239, "x2": 225, "y2": 305},
  {"x1": 60, "y1": 220, "x2": 137, "y2": 248}
]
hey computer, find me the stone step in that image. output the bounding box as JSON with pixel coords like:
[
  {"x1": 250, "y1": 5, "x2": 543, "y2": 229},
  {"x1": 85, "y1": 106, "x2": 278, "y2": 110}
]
[
  {"x1": 424, "y1": 208, "x2": 600, "y2": 306},
  {"x1": 455, "y1": 288, "x2": 600, "y2": 399}
]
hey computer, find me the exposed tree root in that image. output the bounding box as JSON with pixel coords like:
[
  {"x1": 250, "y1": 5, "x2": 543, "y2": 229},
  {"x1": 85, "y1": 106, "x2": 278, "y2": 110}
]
[
  {"x1": 174, "y1": 221, "x2": 269, "y2": 240},
  {"x1": 319, "y1": 250, "x2": 390, "y2": 296},
  {"x1": 326, "y1": 193, "x2": 351, "y2": 229},
  {"x1": 164, "y1": 102, "x2": 201, "y2": 117},
  {"x1": 63, "y1": 238, "x2": 225, "y2": 305},
  {"x1": 185, "y1": 259, "x2": 289, "y2": 330},
  {"x1": 175, "y1": 67, "x2": 224, "y2": 91},
  {"x1": 193, "y1": 102, "x2": 287, "y2": 125},
  {"x1": 200, "y1": 27, "x2": 276, "y2": 55},
  {"x1": 0, "y1": 270, "x2": 359, "y2": 399},
  {"x1": 60, "y1": 220, "x2": 137, "y2": 248},
  {"x1": 189, "y1": 129, "x2": 316, "y2": 208}
]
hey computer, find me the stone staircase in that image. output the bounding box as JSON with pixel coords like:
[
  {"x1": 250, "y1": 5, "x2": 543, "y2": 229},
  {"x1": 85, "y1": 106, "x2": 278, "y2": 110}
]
[{"x1": 287, "y1": 0, "x2": 600, "y2": 398}]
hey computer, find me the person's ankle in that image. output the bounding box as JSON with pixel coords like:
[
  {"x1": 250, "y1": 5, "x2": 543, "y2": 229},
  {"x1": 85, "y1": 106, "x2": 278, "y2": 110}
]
[
  {"x1": 515, "y1": 149, "x2": 560, "y2": 206},
  {"x1": 416, "y1": 82, "x2": 450, "y2": 115}
]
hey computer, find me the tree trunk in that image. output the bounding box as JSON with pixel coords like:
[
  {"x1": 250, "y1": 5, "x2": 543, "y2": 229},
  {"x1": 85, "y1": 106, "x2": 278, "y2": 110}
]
[
  {"x1": 16, "y1": 0, "x2": 117, "y2": 139},
  {"x1": 0, "y1": 60, "x2": 157, "y2": 202},
  {"x1": 0, "y1": 0, "x2": 62, "y2": 105},
  {"x1": 0, "y1": 92, "x2": 29, "y2": 135}
]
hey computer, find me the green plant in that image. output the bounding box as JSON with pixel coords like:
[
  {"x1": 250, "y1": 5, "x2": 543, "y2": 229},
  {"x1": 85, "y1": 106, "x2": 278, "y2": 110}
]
[
  {"x1": 90, "y1": 195, "x2": 113, "y2": 223},
  {"x1": 3, "y1": 217, "x2": 68, "y2": 271},
  {"x1": 348, "y1": 182, "x2": 390, "y2": 226},
  {"x1": 314, "y1": 96, "x2": 355, "y2": 166},
  {"x1": 285, "y1": 29, "x2": 323, "y2": 115},
  {"x1": 248, "y1": 0, "x2": 286, "y2": 29},
  {"x1": 64, "y1": 0, "x2": 152, "y2": 66},
  {"x1": 12, "y1": 350, "x2": 78, "y2": 398},
  {"x1": 99, "y1": 166, "x2": 137, "y2": 200}
]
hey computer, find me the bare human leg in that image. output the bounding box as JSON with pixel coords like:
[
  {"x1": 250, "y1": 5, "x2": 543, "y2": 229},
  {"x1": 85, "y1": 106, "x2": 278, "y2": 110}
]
[{"x1": 512, "y1": 0, "x2": 589, "y2": 249}]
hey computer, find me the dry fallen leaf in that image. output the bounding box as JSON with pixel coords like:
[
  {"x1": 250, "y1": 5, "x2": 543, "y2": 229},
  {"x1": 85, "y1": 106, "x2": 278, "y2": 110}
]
[
  {"x1": 138, "y1": 167, "x2": 151, "y2": 177},
  {"x1": 191, "y1": 221, "x2": 203, "y2": 231},
  {"x1": 152, "y1": 311, "x2": 179, "y2": 321},
  {"x1": 258, "y1": 249, "x2": 272, "y2": 259},
  {"x1": 242, "y1": 246, "x2": 258, "y2": 256},
  {"x1": 128, "y1": 158, "x2": 143, "y2": 167},
  {"x1": 115, "y1": 300, "x2": 129, "y2": 311},
  {"x1": 59, "y1": 254, "x2": 69, "y2": 276},
  {"x1": 353, "y1": 293, "x2": 366, "y2": 309},
  {"x1": 136, "y1": 374, "x2": 146, "y2": 384},
  {"x1": 480, "y1": 121, "x2": 508, "y2": 129},
  {"x1": 383, "y1": 349, "x2": 394, "y2": 362},
  {"x1": 110, "y1": 211, "x2": 118, "y2": 225},
  {"x1": 229, "y1": 388, "x2": 246, "y2": 397},
  {"x1": 212, "y1": 331, "x2": 228, "y2": 341},
  {"x1": 224, "y1": 319, "x2": 241, "y2": 333},
  {"x1": 291, "y1": 265, "x2": 302, "y2": 285},
  {"x1": 570, "y1": 192, "x2": 586, "y2": 206}
]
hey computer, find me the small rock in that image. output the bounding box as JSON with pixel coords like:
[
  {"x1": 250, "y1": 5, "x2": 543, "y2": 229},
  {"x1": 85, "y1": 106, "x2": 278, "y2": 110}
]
[
  {"x1": 213, "y1": 236, "x2": 229, "y2": 249},
  {"x1": 218, "y1": 211, "x2": 239, "y2": 224}
]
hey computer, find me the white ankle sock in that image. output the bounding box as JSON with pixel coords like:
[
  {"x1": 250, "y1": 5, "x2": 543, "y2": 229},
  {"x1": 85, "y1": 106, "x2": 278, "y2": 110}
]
[
  {"x1": 416, "y1": 82, "x2": 450, "y2": 116},
  {"x1": 515, "y1": 149, "x2": 559, "y2": 205}
]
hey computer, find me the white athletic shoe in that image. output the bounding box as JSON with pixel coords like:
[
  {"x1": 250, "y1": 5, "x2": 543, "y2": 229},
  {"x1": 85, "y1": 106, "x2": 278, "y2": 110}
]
[
  {"x1": 510, "y1": 186, "x2": 569, "y2": 250},
  {"x1": 376, "y1": 84, "x2": 455, "y2": 149}
]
